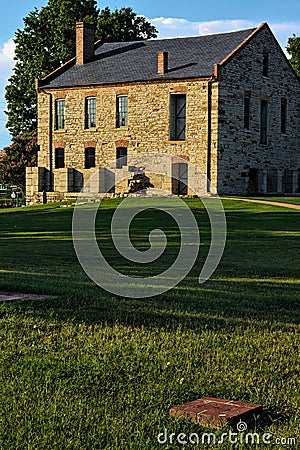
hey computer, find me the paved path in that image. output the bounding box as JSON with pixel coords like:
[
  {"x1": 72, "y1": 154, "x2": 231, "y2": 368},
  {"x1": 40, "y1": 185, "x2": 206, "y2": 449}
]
[
  {"x1": 223, "y1": 197, "x2": 300, "y2": 210},
  {"x1": 0, "y1": 291, "x2": 50, "y2": 304}
]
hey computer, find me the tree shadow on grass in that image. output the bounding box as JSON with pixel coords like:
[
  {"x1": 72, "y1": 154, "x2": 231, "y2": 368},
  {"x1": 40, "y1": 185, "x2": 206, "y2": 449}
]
[
  {"x1": 1, "y1": 273, "x2": 299, "y2": 333},
  {"x1": 0, "y1": 205, "x2": 299, "y2": 332}
]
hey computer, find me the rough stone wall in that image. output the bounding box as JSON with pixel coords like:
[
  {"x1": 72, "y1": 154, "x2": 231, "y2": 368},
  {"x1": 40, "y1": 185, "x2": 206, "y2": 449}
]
[
  {"x1": 31, "y1": 79, "x2": 214, "y2": 201},
  {"x1": 28, "y1": 25, "x2": 300, "y2": 202},
  {"x1": 216, "y1": 25, "x2": 300, "y2": 195}
]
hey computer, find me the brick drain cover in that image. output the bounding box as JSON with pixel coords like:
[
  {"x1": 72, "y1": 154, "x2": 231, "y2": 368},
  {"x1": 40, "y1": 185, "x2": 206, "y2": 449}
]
[
  {"x1": 0, "y1": 291, "x2": 51, "y2": 303},
  {"x1": 169, "y1": 397, "x2": 262, "y2": 428}
]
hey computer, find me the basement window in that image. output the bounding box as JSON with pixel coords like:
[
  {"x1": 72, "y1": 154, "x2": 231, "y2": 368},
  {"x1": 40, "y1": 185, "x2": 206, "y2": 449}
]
[
  {"x1": 55, "y1": 148, "x2": 65, "y2": 168},
  {"x1": 85, "y1": 147, "x2": 96, "y2": 169},
  {"x1": 116, "y1": 95, "x2": 128, "y2": 128},
  {"x1": 55, "y1": 99, "x2": 65, "y2": 130},
  {"x1": 116, "y1": 147, "x2": 127, "y2": 168},
  {"x1": 170, "y1": 94, "x2": 186, "y2": 140}
]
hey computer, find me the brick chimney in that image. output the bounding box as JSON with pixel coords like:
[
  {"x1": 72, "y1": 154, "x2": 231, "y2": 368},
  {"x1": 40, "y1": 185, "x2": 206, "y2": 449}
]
[
  {"x1": 157, "y1": 51, "x2": 168, "y2": 75},
  {"x1": 76, "y1": 22, "x2": 95, "y2": 65}
]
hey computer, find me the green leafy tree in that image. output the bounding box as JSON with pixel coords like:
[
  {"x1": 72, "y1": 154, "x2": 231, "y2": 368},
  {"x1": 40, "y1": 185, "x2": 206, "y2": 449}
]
[
  {"x1": 96, "y1": 7, "x2": 157, "y2": 42},
  {"x1": 0, "y1": 131, "x2": 38, "y2": 190},
  {"x1": 286, "y1": 34, "x2": 300, "y2": 78},
  {"x1": 5, "y1": 0, "x2": 99, "y2": 137},
  {"x1": 3, "y1": 2, "x2": 157, "y2": 187},
  {"x1": 5, "y1": 1, "x2": 157, "y2": 138}
]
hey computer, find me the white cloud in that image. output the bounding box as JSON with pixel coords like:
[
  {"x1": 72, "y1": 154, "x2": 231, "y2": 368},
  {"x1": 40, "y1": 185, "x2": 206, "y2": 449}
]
[
  {"x1": 197, "y1": 19, "x2": 255, "y2": 35},
  {"x1": 1, "y1": 39, "x2": 15, "y2": 61},
  {"x1": 269, "y1": 22, "x2": 300, "y2": 49},
  {"x1": 151, "y1": 17, "x2": 257, "y2": 38},
  {"x1": 0, "y1": 38, "x2": 15, "y2": 80},
  {"x1": 151, "y1": 17, "x2": 300, "y2": 53},
  {"x1": 270, "y1": 22, "x2": 300, "y2": 34},
  {"x1": 151, "y1": 17, "x2": 200, "y2": 35},
  {"x1": 0, "y1": 39, "x2": 15, "y2": 147}
]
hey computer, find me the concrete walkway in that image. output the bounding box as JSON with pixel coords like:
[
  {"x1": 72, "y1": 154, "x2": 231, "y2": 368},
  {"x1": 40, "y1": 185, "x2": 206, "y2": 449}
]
[
  {"x1": 0, "y1": 291, "x2": 50, "y2": 304},
  {"x1": 223, "y1": 197, "x2": 300, "y2": 210}
]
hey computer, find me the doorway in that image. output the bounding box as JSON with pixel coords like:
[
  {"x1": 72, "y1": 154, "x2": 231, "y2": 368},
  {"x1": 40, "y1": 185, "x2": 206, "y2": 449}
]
[
  {"x1": 172, "y1": 162, "x2": 188, "y2": 195},
  {"x1": 247, "y1": 168, "x2": 259, "y2": 194},
  {"x1": 116, "y1": 147, "x2": 127, "y2": 169}
]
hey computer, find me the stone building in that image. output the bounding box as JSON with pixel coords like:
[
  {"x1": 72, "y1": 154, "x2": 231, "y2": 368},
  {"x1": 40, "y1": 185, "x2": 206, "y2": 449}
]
[{"x1": 26, "y1": 22, "x2": 300, "y2": 203}]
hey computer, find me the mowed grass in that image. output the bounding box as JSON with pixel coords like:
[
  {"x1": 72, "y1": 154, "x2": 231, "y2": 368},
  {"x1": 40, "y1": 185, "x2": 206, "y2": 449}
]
[{"x1": 0, "y1": 198, "x2": 299, "y2": 450}]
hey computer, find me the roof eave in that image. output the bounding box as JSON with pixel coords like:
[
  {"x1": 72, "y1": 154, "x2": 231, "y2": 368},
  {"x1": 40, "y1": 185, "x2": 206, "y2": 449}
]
[
  {"x1": 37, "y1": 40, "x2": 104, "y2": 91},
  {"x1": 37, "y1": 57, "x2": 76, "y2": 91},
  {"x1": 39, "y1": 75, "x2": 214, "y2": 91}
]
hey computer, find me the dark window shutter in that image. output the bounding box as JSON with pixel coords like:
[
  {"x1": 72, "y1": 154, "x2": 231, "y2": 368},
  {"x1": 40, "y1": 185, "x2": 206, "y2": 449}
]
[{"x1": 170, "y1": 94, "x2": 186, "y2": 140}]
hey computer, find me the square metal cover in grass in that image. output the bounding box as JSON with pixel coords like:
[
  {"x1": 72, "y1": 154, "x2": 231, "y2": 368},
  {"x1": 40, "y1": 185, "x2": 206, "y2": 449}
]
[{"x1": 169, "y1": 397, "x2": 262, "y2": 428}]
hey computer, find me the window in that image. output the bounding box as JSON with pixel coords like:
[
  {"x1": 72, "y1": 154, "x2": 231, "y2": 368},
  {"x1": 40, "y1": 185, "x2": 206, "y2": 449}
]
[
  {"x1": 170, "y1": 94, "x2": 186, "y2": 140},
  {"x1": 116, "y1": 95, "x2": 128, "y2": 127},
  {"x1": 55, "y1": 148, "x2": 65, "y2": 168},
  {"x1": 281, "y1": 98, "x2": 287, "y2": 134},
  {"x1": 85, "y1": 147, "x2": 96, "y2": 169},
  {"x1": 263, "y1": 51, "x2": 269, "y2": 77},
  {"x1": 85, "y1": 97, "x2": 96, "y2": 128},
  {"x1": 116, "y1": 147, "x2": 127, "y2": 168},
  {"x1": 244, "y1": 94, "x2": 251, "y2": 130},
  {"x1": 260, "y1": 100, "x2": 268, "y2": 144},
  {"x1": 55, "y1": 99, "x2": 65, "y2": 130}
]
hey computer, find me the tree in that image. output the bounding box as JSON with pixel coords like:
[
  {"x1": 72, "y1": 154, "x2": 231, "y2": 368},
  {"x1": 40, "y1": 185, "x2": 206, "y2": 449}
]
[
  {"x1": 5, "y1": 1, "x2": 157, "y2": 138},
  {"x1": 0, "y1": 131, "x2": 38, "y2": 190},
  {"x1": 286, "y1": 34, "x2": 300, "y2": 78},
  {"x1": 3, "y1": 1, "x2": 157, "y2": 191},
  {"x1": 5, "y1": 0, "x2": 99, "y2": 137},
  {"x1": 96, "y1": 7, "x2": 157, "y2": 42}
]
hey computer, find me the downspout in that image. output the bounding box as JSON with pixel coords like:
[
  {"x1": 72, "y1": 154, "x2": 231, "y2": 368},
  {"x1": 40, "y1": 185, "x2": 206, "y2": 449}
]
[
  {"x1": 207, "y1": 81, "x2": 212, "y2": 193},
  {"x1": 36, "y1": 80, "x2": 53, "y2": 191},
  {"x1": 207, "y1": 64, "x2": 219, "y2": 194},
  {"x1": 48, "y1": 92, "x2": 53, "y2": 191}
]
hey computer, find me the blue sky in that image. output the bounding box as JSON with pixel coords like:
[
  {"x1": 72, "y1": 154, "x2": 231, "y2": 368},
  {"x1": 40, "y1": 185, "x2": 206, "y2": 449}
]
[{"x1": 1, "y1": 0, "x2": 300, "y2": 148}]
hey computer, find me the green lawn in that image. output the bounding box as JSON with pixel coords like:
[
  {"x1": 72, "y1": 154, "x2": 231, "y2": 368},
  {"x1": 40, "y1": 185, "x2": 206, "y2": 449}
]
[{"x1": 0, "y1": 198, "x2": 299, "y2": 449}]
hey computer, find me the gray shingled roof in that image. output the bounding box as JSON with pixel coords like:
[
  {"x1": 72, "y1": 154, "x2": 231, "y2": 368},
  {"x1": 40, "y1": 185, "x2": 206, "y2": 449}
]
[{"x1": 40, "y1": 28, "x2": 256, "y2": 88}]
